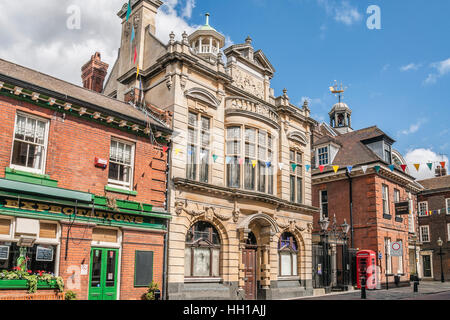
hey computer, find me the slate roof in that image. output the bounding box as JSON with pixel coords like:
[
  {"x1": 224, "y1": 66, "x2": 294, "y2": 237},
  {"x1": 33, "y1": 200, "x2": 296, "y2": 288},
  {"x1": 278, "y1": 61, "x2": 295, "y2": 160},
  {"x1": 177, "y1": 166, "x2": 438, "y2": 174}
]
[
  {"x1": 0, "y1": 58, "x2": 170, "y2": 133},
  {"x1": 417, "y1": 175, "x2": 450, "y2": 191}
]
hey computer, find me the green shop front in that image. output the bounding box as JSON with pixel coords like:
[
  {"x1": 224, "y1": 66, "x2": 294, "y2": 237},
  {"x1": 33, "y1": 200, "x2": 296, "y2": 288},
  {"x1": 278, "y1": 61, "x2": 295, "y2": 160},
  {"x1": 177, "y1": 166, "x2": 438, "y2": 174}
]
[{"x1": 0, "y1": 176, "x2": 170, "y2": 300}]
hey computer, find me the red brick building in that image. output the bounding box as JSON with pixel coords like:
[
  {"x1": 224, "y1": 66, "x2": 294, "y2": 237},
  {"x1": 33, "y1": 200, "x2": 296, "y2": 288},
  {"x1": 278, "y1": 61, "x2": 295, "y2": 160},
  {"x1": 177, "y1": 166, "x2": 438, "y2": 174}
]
[
  {"x1": 416, "y1": 175, "x2": 450, "y2": 281},
  {"x1": 0, "y1": 56, "x2": 172, "y2": 300},
  {"x1": 310, "y1": 101, "x2": 422, "y2": 290}
]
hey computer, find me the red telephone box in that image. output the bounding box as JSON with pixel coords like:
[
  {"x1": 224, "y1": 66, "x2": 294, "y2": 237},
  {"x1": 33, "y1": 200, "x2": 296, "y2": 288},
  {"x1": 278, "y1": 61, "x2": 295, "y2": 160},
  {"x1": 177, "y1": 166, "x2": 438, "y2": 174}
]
[{"x1": 356, "y1": 250, "x2": 377, "y2": 289}]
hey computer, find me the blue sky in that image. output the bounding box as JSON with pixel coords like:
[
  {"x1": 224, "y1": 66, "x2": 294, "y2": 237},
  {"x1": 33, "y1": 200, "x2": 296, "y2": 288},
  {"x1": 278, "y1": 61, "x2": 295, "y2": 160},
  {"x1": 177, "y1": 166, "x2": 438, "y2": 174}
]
[{"x1": 0, "y1": 0, "x2": 448, "y2": 179}]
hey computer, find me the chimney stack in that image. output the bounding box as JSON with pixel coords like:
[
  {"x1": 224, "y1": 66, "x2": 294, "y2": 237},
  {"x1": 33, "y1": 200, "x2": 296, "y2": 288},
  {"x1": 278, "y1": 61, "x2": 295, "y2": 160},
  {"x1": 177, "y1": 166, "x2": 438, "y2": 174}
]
[
  {"x1": 81, "y1": 52, "x2": 109, "y2": 93},
  {"x1": 435, "y1": 165, "x2": 447, "y2": 177}
]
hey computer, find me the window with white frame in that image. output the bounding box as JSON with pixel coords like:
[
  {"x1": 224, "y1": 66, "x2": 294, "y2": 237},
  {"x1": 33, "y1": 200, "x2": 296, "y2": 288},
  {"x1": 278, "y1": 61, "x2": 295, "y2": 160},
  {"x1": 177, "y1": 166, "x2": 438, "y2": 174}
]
[
  {"x1": 187, "y1": 111, "x2": 210, "y2": 183},
  {"x1": 11, "y1": 112, "x2": 49, "y2": 174},
  {"x1": 108, "y1": 138, "x2": 135, "y2": 190},
  {"x1": 226, "y1": 127, "x2": 241, "y2": 188},
  {"x1": 289, "y1": 150, "x2": 303, "y2": 204},
  {"x1": 382, "y1": 184, "x2": 390, "y2": 216},
  {"x1": 446, "y1": 199, "x2": 450, "y2": 215},
  {"x1": 418, "y1": 202, "x2": 428, "y2": 216},
  {"x1": 447, "y1": 223, "x2": 450, "y2": 241},
  {"x1": 317, "y1": 146, "x2": 329, "y2": 166},
  {"x1": 420, "y1": 225, "x2": 430, "y2": 243},
  {"x1": 320, "y1": 190, "x2": 328, "y2": 220},
  {"x1": 278, "y1": 232, "x2": 298, "y2": 276},
  {"x1": 384, "y1": 237, "x2": 392, "y2": 274}
]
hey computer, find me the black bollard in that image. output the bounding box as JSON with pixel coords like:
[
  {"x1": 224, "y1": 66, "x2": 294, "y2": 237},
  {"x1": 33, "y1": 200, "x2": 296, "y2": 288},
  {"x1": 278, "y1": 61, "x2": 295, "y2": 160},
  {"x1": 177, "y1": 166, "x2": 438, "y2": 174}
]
[
  {"x1": 361, "y1": 277, "x2": 367, "y2": 299},
  {"x1": 413, "y1": 276, "x2": 419, "y2": 293}
]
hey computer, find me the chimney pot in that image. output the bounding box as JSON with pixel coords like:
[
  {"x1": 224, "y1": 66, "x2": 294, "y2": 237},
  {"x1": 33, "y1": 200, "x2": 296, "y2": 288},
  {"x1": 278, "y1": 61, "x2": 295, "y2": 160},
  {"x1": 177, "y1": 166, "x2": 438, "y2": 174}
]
[{"x1": 81, "y1": 52, "x2": 109, "y2": 93}]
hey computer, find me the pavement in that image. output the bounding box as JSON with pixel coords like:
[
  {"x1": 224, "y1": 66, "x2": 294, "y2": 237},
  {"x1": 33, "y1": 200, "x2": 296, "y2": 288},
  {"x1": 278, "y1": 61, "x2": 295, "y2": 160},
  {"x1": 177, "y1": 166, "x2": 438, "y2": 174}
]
[{"x1": 297, "y1": 281, "x2": 450, "y2": 300}]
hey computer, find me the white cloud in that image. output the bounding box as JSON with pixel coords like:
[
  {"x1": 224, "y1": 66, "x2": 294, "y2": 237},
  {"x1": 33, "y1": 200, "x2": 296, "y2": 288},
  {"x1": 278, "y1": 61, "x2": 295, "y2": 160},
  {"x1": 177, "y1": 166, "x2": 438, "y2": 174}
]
[
  {"x1": 317, "y1": 0, "x2": 362, "y2": 26},
  {"x1": 424, "y1": 57, "x2": 450, "y2": 85},
  {"x1": 404, "y1": 148, "x2": 448, "y2": 180},
  {"x1": 0, "y1": 0, "x2": 205, "y2": 85},
  {"x1": 400, "y1": 63, "x2": 421, "y2": 72},
  {"x1": 398, "y1": 119, "x2": 427, "y2": 136}
]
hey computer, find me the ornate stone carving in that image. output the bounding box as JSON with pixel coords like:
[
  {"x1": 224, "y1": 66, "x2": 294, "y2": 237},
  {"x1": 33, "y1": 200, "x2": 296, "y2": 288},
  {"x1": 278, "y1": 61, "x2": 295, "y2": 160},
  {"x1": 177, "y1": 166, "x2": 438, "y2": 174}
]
[
  {"x1": 225, "y1": 97, "x2": 280, "y2": 125},
  {"x1": 276, "y1": 218, "x2": 306, "y2": 233},
  {"x1": 307, "y1": 223, "x2": 313, "y2": 233},
  {"x1": 232, "y1": 208, "x2": 240, "y2": 223},
  {"x1": 124, "y1": 21, "x2": 131, "y2": 38},
  {"x1": 175, "y1": 201, "x2": 233, "y2": 221},
  {"x1": 133, "y1": 13, "x2": 140, "y2": 30},
  {"x1": 232, "y1": 69, "x2": 264, "y2": 99},
  {"x1": 166, "y1": 74, "x2": 173, "y2": 90}
]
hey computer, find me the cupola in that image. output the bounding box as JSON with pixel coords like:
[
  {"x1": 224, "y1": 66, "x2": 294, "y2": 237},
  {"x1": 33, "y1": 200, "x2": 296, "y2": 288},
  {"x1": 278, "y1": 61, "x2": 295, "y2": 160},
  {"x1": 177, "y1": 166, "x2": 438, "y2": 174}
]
[{"x1": 188, "y1": 13, "x2": 225, "y2": 61}]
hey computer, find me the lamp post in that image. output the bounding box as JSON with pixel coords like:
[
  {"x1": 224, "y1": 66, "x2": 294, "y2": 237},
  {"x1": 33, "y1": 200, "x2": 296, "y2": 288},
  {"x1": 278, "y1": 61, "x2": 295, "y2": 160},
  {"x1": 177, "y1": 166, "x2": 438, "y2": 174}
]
[
  {"x1": 319, "y1": 217, "x2": 330, "y2": 289},
  {"x1": 411, "y1": 234, "x2": 420, "y2": 292},
  {"x1": 341, "y1": 219, "x2": 350, "y2": 290},
  {"x1": 437, "y1": 237, "x2": 445, "y2": 283}
]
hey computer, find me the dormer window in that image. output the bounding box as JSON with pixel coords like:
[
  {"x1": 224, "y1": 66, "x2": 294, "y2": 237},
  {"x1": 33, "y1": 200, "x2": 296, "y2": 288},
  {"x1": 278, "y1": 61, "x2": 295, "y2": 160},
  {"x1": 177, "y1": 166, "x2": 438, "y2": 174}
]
[
  {"x1": 384, "y1": 143, "x2": 392, "y2": 164},
  {"x1": 318, "y1": 146, "x2": 329, "y2": 166}
]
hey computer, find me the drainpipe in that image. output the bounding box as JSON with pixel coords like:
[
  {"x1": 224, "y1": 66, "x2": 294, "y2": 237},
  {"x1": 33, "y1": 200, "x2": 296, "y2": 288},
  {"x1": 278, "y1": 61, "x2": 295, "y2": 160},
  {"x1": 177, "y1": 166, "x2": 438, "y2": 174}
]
[
  {"x1": 345, "y1": 172, "x2": 354, "y2": 249},
  {"x1": 162, "y1": 140, "x2": 173, "y2": 300}
]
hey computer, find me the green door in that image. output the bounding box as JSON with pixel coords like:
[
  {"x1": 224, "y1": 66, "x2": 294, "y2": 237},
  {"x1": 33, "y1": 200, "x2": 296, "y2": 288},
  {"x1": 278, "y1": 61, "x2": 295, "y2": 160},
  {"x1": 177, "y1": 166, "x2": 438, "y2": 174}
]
[{"x1": 88, "y1": 248, "x2": 119, "y2": 300}]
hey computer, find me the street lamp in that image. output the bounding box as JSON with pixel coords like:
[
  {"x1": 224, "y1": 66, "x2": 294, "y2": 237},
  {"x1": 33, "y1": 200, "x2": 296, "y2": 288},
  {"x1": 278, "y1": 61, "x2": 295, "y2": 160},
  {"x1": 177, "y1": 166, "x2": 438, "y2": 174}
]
[
  {"x1": 341, "y1": 219, "x2": 350, "y2": 289},
  {"x1": 437, "y1": 237, "x2": 445, "y2": 283},
  {"x1": 319, "y1": 217, "x2": 330, "y2": 289}
]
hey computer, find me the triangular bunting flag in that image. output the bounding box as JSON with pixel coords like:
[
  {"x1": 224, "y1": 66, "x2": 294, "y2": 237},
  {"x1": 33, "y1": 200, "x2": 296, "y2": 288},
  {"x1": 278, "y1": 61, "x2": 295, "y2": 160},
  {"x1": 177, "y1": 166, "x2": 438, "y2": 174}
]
[
  {"x1": 332, "y1": 165, "x2": 339, "y2": 173},
  {"x1": 200, "y1": 152, "x2": 206, "y2": 160},
  {"x1": 291, "y1": 163, "x2": 298, "y2": 172},
  {"x1": 226, "y1": 156, "x2": 232, "y2": 164},
  {"x1": 389, "y1": 164, "x2": 395, "y2": 172},
  {"x1": 374, "y1": 165, "x2": 380, "y2": 173},
  {"x1": 440, "y1": 161, "x2": 446, "y2": 168},
  {"x1": 212, "y1": 154, "x2": 218, "y2": 162},
  {"x1": 400, "y1": 164, "x2": 407, "y2": 172},
  {"x1": 361, "y1": 165, "x2": 368, "y2": 174},
  {"x1": 126, "y1": 0, "x2": 132, "y2": 21},
  {"x1": 239, "y1": 158, "x2": 244, "y2": 165},
  {"x1": 306, "y1": 165, "x2": 311, "y2": 172},
  {"x1": 319, "y1": 165, "x2": 325, "y2": 173},
  {"x1": 278, "y1": 163, "x2": 284, "y2": 170},
  {"x1": 251, "y1": 160, "x2": 257, "y2": 168},
  {"x1": 187, "y1": 149, "x2": 192, "y2": 156},
  {"x1": 427, "y1": 163, "x2": 433, "y2": 170},
  {"x1": 265, "y1": 161, "x2": 272, "y2": 168},
  {"x1": 414, "y1": 164, "x2": 420, "y2": 172},
  {"x1": 162, "y1": 146, "x2": 169, "y2": 153},
  {"x1": 175, "y1": 148, "x2": 180, "y2": 155},
  {"x1": 347, "y1": 166, "x2": 353, "y2": 173}
]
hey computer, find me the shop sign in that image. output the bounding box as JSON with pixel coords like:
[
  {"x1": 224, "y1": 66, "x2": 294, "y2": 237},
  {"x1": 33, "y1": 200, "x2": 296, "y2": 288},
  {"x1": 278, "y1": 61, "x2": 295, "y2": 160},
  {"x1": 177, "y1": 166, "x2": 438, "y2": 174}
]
[
  {"x1": 36, "y1": 245, "x2": 54, "y2": 262},
  {"x1": 1, "y1": 198, "x2": 148, "y2": 226},
  {"x1": 395, "y1": 201, "x2": 410, "y2": 215},
  {"x1": 390, "y1": 241, "x2": 403, "y2": 256},
  {"x1": 0, "y1": 245, "x2": 9, "y2": 260}
]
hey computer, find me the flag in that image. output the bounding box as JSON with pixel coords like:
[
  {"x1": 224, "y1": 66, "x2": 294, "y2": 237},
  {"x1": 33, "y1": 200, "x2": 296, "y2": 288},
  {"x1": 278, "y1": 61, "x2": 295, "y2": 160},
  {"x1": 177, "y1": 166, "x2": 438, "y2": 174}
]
[
  {"x1": 131, "y1": 25, "x2": 135, "y2": 43},
  {"x1": 162, "y1": 146, "x2": 169, "y2": 153},
  {"x1": 136, "y1": 65, "x2": 140, "y2": 79},
  {"x1": 427, "y1": 163, "x2": 433, "y2": 170},
  {"x1": 251, "y1": 160, "x2": 257, "y2": 168},
  {"x1": 212, "y1": 154, "x2": 218, "y2": 162},
  {"x1": 374, "y1": 165, "x2": 380, "y2": 173},
  {"x1": 347, "y1": 166, "x2": 353, "y2": 173},
  {"x1": 291, "y1": 163, "x2": 298, "y2": 172},
  {"x1": 332, "y1": 165, "x2": 339, "y2": 173},
  {"x1": 226, "y1": 156, "x2": 232, "y2": 164},
  {"x1": 389, "y1": 164, "x2": 395, "y2": 172},
  {"x1": 306, "y1": 165, "x2": 311, "y2": 172},
  {"x1": 414, "y1": 164, "x2": 420, "y2": 172},
  {"x1": 265, "y1": 161, "x2": 272, "y2": 168},
  {"x1": 126, "y1": 0, "x2": 132, "y2": 21},
  {"x1": 239, "y1": 158, "x2": 244, "y2": 165},
  {"x1": 175, "y1": 148, "x2": 180, "y2": 155},
  {"x1": 278, "y1": 163, "x2": 284, "y2": 170},
  {"x1": 134, "y1": 46, "x2": 137, "y2": 64},
  {"x1": 361, "y1": 165, "x2": 368, "y2": 174},
  {"x1": 319, "y1": 165, "x2": 325, "y2": 173},
  {"x1": 187, "y1": 149, "x2": 192, "y2": 156},
  {"x1": 440, "y1": 161, "x2": 446, "y2": 168},
  {"x1": 400, "y1": 164, "x2": 407, "y2": 172}
]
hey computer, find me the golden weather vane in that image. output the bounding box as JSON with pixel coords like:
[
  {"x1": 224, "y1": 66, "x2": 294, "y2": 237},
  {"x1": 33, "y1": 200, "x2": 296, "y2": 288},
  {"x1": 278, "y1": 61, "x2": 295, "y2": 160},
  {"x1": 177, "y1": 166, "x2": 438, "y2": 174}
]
[{"x1": 329, "y1": 80, "x2": 348, "y2": 104}]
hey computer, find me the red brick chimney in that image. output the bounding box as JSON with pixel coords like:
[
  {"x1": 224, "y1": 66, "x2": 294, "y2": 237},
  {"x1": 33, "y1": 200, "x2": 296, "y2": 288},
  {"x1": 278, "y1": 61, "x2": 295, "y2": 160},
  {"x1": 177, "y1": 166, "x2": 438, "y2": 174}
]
[{"x1": 81, "y1": 52, "x2": 109, "y2": 93}]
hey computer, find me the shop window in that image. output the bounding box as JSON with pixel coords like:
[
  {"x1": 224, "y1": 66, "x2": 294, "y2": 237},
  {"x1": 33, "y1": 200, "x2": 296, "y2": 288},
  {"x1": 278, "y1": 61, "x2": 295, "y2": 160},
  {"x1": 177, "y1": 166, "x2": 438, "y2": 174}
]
[
  {"x1": 108, "y1": 138, "x2": 135, "y2": 190},
  {"x1": 134, "y1": 251, "x2": 153, "y2": 287},
  {"x1": 11, "y1": 112, "x2": 49, "y2": 174},
  {"x1": 0, "y1": 219, "x2": 11, "y2": 235},
  {"x1": 92, "y1": 228, "x2": 118, "y2": 243},
  {"x1": 39, "y1": 223, "x2": 57, "y2": 239},
  {"x1": 278, "y1": 232, "x2": 298, "y2": 277},
  {"x1": 0, "y1": 242, "x2": 56, "y2": 274},
  {"x1": 185, "y1": 221, "x2": 221, "y2": 278}
]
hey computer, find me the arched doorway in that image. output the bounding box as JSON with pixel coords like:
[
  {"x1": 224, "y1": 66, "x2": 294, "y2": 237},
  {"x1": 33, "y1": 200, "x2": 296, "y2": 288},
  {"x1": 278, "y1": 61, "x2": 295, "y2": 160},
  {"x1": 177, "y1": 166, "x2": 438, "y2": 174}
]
[{"x1": 242, "y1": 231, "x2": 257, "y2": 300}]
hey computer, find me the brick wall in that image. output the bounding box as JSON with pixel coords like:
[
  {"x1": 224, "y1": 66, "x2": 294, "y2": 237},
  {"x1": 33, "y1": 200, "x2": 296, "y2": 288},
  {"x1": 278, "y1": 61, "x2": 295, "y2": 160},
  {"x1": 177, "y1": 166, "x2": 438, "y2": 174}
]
[
  {"x1": 312, "y1": 173, "x2": 416, "y2": 283},
  {"x1": 0, "y1": 95, "x2": 168, "y2": 208}
]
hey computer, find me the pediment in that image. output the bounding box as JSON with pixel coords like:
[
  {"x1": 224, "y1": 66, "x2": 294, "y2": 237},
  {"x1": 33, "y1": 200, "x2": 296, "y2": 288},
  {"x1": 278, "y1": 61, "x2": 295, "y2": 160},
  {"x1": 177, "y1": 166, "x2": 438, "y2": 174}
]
[
  {"x1": 287, "y1": 131, "x2": 308, "y2": 145},
  {"x1": 185, "y1": 87, "x2": 220, "y2": 109},
  {"x1": 254, "y1": 50, "x2": 275, "y2": 74}
]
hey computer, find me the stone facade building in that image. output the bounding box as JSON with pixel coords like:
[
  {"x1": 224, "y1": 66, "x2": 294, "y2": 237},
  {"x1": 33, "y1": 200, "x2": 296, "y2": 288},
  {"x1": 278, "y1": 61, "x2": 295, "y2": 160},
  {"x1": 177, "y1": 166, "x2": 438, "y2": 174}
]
[
  {"x1": 104, "y1": 1, "x2": 318, "y2": 299},
  {"x1": 417, "y1": 175, "x2": 450, "y2": 281},
  {"x1": 310, "y1": 100, "x2": 423, "y2": 289},
  {"x1": 0, "y1": 56, "x2": 171, "y2": 300}
]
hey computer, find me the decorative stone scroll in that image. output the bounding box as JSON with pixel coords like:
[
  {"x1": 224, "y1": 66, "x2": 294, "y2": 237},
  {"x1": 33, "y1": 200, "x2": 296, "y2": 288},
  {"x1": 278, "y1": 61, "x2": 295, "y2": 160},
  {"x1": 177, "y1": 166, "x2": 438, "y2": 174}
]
[
  {"x1": 175, "y1": 201, "x2": 233, "y2": 221},
  {"x1": 276, "y1": 218, "x2": 307, "y2": 233}
]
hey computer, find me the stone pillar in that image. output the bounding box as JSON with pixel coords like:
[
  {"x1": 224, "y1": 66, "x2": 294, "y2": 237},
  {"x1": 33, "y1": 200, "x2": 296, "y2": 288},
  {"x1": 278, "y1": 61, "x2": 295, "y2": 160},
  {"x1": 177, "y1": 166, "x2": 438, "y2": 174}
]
[{"x1": 261, "y1": 245, "x2": 271, "y2": 289}]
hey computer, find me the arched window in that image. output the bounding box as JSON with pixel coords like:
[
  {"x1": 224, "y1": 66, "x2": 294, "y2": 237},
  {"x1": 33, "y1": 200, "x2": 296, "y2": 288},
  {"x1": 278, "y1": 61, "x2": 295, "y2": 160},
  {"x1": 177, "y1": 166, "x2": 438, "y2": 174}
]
[
  {"x1": 185, "y1": 221, "x2": 221, "y2": 278},
  {"x1": 278, "y1": 232, "x2": 298, "y2": 276}
]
